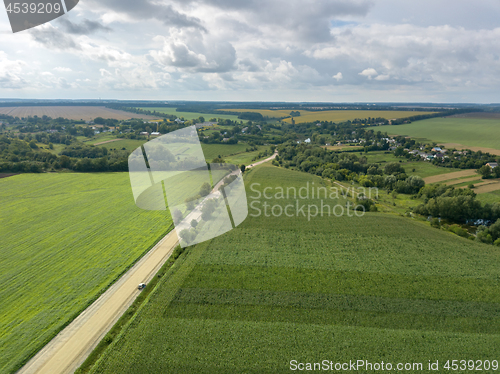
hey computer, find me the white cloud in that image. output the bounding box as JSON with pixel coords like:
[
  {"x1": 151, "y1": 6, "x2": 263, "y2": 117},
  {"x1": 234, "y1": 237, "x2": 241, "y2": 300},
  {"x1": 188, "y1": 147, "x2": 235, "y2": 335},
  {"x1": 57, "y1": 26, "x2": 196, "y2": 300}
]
[
  {"x1": 54, "y1": 67, "x2": 73, "y2": 72},
  {"x1": 2, "y1": 0, "x2": 500, "y2": 100},
  {"x1": 359, "y1": 68, "x2": 378, "y2": 79}
]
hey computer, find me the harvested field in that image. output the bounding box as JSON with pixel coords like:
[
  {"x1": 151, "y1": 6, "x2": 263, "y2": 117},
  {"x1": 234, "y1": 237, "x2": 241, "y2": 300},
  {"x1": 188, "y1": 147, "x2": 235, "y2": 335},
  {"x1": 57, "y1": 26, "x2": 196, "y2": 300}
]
[
  {"x1": 424, "y1": 169, "x2": 478, "y2": 184},
  {"x1": 445, "y1": 176, "x2": 480, "y2": 186},
  {"x1": 470, "y1": 180, "x2": 500, "y2": 194},
  {"x1": 0, "y1": 107, "x2": 159, "y2": 121}
]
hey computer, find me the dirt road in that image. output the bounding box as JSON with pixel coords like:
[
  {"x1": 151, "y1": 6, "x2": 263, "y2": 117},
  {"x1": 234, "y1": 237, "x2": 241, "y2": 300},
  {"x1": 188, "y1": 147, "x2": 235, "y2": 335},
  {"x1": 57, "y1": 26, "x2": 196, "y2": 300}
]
[
  {"x1": 247, "y1": 151, "x2": 278, "y2": 168},
  {"x1": 17, "y1": 231, "x2": 179, "y2": 374},
  {"x1": 17, "y1": 152, "x2": 276, "y2": 374},
  {"x1": 92, "y1": 139, "x2": 123, "y2": 146}
]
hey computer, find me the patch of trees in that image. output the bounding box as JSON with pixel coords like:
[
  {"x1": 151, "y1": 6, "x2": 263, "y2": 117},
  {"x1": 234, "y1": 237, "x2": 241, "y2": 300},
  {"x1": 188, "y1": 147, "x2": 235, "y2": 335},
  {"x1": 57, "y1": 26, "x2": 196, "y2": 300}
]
[
  {"x1": 277, "y1": 143, "x2": 425, "y2": 194},
  {"x1": 475, "y1": 220, "x2": 500, "y2": 245},
  {"x1": 238, "y1": 112, "x2": 264, "y2": 121},
  {"x1": 414, "y1": 184, "x2": 500, "y2": 224},
  {"x1": 478, "y1": 165, "x2": 500, "y2": 179},
  {"x1": 61, "y1": 144, "x2": 108, "y2": 159},
  {"x1": 432, "y1": 151, "x2": 496, "y2": 170}
]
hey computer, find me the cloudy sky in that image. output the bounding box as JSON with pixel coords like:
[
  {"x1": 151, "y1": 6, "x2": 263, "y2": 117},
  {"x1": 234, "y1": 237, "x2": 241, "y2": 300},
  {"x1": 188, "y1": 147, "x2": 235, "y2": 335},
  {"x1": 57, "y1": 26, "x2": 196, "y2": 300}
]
[{"x1": 1, "y1": 0, "x2": 500, "y2": 102}]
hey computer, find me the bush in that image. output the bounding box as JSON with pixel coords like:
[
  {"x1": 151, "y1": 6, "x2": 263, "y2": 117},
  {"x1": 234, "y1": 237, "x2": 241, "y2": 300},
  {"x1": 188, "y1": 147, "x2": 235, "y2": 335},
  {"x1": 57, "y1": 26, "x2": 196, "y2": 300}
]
[
  {"x1": 384, "y1": 162, "x2": 405, "y2": 175},
  {"x1": 476, "y1": 226, "x2": 493, "y2": 244},
  {"x1": 448, "y1": 225, "x2": 469, "y2": 238},
  {"x1": 429, "y1": 218, "x2": 440, "y2": 228}
]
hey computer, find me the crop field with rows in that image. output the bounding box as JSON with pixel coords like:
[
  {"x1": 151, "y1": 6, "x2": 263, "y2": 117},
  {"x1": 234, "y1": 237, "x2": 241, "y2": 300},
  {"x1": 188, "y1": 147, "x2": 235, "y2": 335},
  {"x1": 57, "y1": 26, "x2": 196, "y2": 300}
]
[
  {"x1": 84, "y1": 164, "x2": 500, "y2": 373},
  {"x1": 0, "y1": 173, "x2": 170, "y2": 373}
]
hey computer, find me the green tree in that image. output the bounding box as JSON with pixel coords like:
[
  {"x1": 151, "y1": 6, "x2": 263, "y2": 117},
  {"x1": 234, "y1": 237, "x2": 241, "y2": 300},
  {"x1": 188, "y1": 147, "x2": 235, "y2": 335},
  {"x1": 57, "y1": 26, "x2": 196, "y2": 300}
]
[
  {"x1": 488, "y1": 219, "x2": 500, "y2": 241},
  {"x1": 394, "y1": 146, "x2": 405, "y2": 157},
  {"x1": 201, "y1": 199, "x2": 216, "y2": 220},
  {"x1": 478, "y1": 165, "x2": 492, "y2": 179},
  {"x1": 199, "y1": 182, "x2": 211, "y2": 197},
  {"x1": 172, "y1": 209, "x2": 183, "y2": 224},
  {"x1": 384, "y1": 162, "x2": 405, "y2": 175},
  {"x1": 185, "y1": 198, "x2": 195, "y2": 210}
]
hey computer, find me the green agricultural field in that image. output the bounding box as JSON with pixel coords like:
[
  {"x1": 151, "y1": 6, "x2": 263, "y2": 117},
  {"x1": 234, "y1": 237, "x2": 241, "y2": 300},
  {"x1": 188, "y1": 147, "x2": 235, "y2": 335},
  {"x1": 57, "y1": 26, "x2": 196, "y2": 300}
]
[
  {"x1": 225, "y1": 146, "x2": 269, "y2": 166},
  {"x1": 200, "y1": 143, "x2": 249, "y2": 160},
  {"x1": 0, "y1": 173, "x2": 171, "y2": 374},
  {"x1": 377, "y1": 117, "x2": 500, "y2": 151},
  {"x1": 85, "y1": 164, "x2": 500, "y2": 374},
  {"x1": 138, "y1": 108, "x2": 240, "y2": 122}
]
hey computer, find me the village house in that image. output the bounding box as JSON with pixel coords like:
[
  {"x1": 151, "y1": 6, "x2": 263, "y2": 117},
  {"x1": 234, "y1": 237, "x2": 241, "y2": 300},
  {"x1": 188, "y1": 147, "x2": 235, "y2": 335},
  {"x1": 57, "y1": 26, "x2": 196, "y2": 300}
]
[{"x1": 487, "y1": 162, "x2": 499, "y2": 169}]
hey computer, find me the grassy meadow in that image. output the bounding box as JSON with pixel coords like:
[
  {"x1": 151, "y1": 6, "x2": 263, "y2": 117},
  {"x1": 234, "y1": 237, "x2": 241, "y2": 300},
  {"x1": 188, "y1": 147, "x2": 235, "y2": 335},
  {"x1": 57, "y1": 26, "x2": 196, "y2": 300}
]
[
  {"x1": 85, "y1": 164, "x2": 500, "y2": 374},
  {"x1": 0, "y1": 173, "x2": 171, "y2": 373},
  {"x1": 377, "y1": 117, "x2": 500, "y2": 151}
]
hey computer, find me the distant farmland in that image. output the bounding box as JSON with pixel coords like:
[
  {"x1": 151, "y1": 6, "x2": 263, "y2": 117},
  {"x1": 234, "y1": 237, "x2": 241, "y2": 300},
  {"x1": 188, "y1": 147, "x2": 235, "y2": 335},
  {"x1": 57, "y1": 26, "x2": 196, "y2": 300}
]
[
  {"x1": 138, "y1": 107, "x2": 240, "y2": 121},
  {"x1": 377, "y1": 117, "x2": 500, "y2": 152},
  {"x1": 217, "y1": 109, "x2": 436, "y2": 123},
  {"x1": 0, "y1": 106, "x2": 159, "y2": 121}
]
